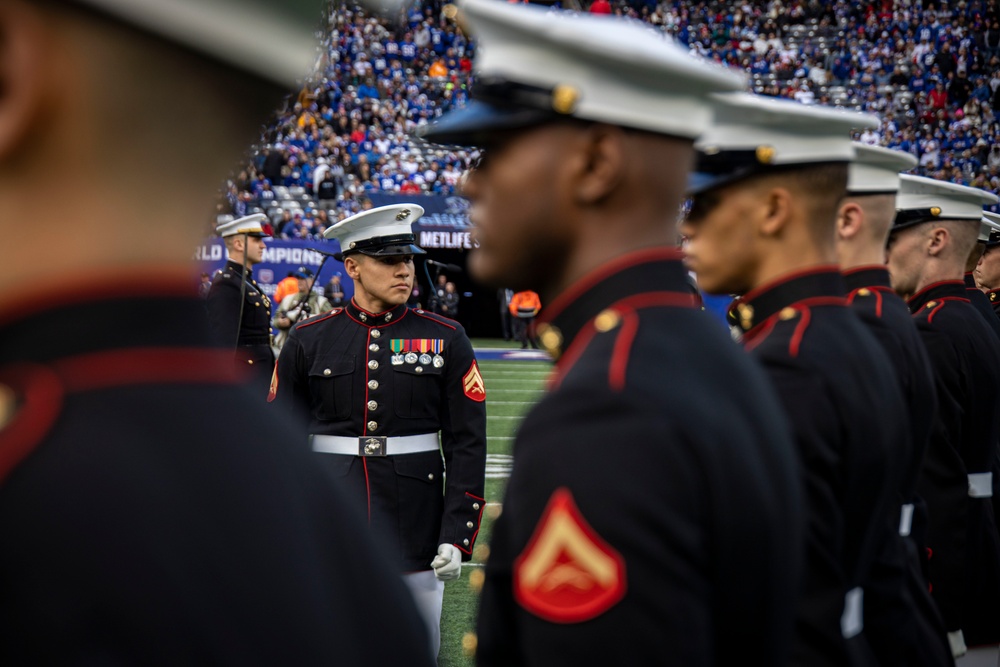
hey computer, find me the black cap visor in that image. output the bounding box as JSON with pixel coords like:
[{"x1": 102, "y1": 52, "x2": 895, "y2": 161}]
[{"x1": 417, "y1": 100, "x2": 555, "y2": 147}]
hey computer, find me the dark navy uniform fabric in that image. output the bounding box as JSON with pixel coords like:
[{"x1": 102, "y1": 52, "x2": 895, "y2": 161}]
[
  {"x1": 907, "y1": 280, "x2": 1000, "y2": 647},
  {"x1": 964, "y1": 273, "x2": 1000, "y2": 341},
  {"x1": 206, "y1": 260, "x2": 274, "y2": 393},
  {"x1": 734, "y1": 267, "x2": 908, "y2": 667},
  {"x1": 986, "y1": 288, "x2": 1000, "y2": 317},
  {"x1": 476, "y1": 250, "x2": 804, "y2": 667},
  {"x1": 270, "y1": 299, "x2": 486, "y2": 572},
  {"x1": 0, "y1": 278, "x2": 433, "y2": 666},
  {"x1": 843, "y1": 266, "x2": 953, "y2": 667}
]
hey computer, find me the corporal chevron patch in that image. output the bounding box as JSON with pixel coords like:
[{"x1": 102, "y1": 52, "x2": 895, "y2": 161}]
[{"x1": 463, "y1": 361, "x2": 486, "y2": 402}]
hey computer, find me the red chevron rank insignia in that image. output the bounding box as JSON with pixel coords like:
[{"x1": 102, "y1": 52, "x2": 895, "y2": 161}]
[
  {"x1": 514, "y1": 488, "x2": 626, "y2": 623},
  {"x1": 462, "y1": 361, "x2": 486, "y2": 402}
]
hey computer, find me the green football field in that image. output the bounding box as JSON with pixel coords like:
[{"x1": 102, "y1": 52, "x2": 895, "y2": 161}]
[{"x1": 437, "y1": 346, "x2": 552, "y2": 666}]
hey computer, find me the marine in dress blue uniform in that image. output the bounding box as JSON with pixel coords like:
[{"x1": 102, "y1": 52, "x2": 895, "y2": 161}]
[
  {"x1": 206, "y1": 214, "x2": 275, "y2": 395},
  {"x1": 886, "y1": 175, "x2": 1000, "y2": 664},
  {"x1": 836, "y1": 144, "x2": 952, "y2": 667},
  {"x1": 976, "y1": 214, "x2": 1000, "y2": 318},
  {"x1": 269, "y1": 204, "x2": 486, "y2": 658},
  {"x1": 0, "y1": 0, "x2": 433, "y2": 663},
  {"x1": 422, "y1": 4, "x2": 804, "y2": 665},
  {"x1": 683, "y1": 94, "x2": 911, "y2": 667},
  {"x1": 962, "y1": 215, "x2": 1000, "y2": 340}
]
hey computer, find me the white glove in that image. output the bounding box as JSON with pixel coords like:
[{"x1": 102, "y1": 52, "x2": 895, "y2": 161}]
[
  {"x1": 947, "y1": 630, "x2": 967, "y2": 658},
  {"x1": 430, "y1": 543, "x2": 462, "y2": 581}
]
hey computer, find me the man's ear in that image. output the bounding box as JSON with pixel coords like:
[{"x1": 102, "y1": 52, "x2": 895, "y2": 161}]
[
  {"x1": 926, "y1": 226, "x2": 949, "y2": 257},
  {"x1": 344, "y1": 255, "x2": 362, "y2": 280},
  {"x1": 574, "y1": 124, "x2": 626, "y2": 205},
  {"x1": 0, "y1": 1, "x2": 51, "y2": 162},
  {"x1": 836, "y1": 201, "x2": 864, "y2": 241},
  {"x1": 758, "y1": 186, "x2": 793, "y2": 238}
]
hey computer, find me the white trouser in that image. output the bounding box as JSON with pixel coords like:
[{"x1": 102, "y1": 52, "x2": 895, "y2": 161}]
[
  {"x1": 955, "y1": 645, "x2": 1000, "y2": 667},
  {"x1": 404, "y1": 570, "x2": 445, "y2": 658}
]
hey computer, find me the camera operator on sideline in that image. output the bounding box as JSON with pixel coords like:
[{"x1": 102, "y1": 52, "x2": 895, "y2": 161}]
[{"x1": 273, "y1": 266, "x2": 332, "y2": 354}]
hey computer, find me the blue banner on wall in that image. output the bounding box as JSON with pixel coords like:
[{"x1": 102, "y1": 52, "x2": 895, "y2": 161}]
[
  {"x1": 195, "y1": 195, "x2": 471, "y2": 311},
  {"x1": 195, "y1": 238, "x2": 352, "y2": 307},
  {"x1": 368, "y1": 193, "x2": 474, "y2": 250}
]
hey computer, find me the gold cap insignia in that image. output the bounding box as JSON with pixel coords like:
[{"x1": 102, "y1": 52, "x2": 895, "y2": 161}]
[
  {"x1": 349, "y1": 241, "x2": 357, "y2": 249},
  {"x1": 442, "y1": 3, "x2": 459, "y2": 20},
  {"x1": 930, "y1": 207, "x2": 941, "y2": 217},
  {"x1": 551, "y1": 84, "x2": 579, "y2": 115},
  {"x1": 756, "y1": 146, "x2": 776, "y2": 164},
  {"x1": 396, "y1": 208, "x2": 411, "y2": 221}
]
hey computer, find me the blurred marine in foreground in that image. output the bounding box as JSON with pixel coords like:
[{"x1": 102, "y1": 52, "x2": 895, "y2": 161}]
[{"x1": 0, "y1": 0, "x2": 433, "y2": 664}]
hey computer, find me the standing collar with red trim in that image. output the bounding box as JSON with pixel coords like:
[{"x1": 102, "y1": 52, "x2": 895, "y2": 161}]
[
  {"x1": 907, "y1": 280, "x2": 967, "y2": 313},
  {"x1": 541, "y1": 249, "x2": 696, "y2": 353},
  {"x1": 225, "y1": 260, "x2": 251, "y2": 277},
  {"x1": 963, "y1": 272, "x2": 981, "y2": 290},
  {"x1": 735, "y1": 266, "x2": 846, "y2": 333},
  {"x1": 842, "y1": 265, "x2": 893, "y2": 292},
  {"x1": 344, "y1": 298, "x2": 408, "y2": 327}
]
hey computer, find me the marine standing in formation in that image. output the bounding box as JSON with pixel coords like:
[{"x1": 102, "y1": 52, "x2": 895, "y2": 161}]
[
  {"x1": 682, "y1": 93, "x2": 912, "y2": 666},
  {"x1": 424, "y1": 1, "x2": 805, "y2": 664},
  {"x1": 887, "y1": 175, "x2": 1000, "y2": 665},
  {"x1": 835, "y1": 144, "x2": 952, "y2": 665},
  {"x1": 269, "y1": 204, "x2": 487, "y2": 658}
]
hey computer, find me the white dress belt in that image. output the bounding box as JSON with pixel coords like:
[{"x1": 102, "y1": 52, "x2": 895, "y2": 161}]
[
  {"x1": 310, "y1": 433, "x2": 440, "y2": 457},
  {"x1": 899, "y1": 503, "x2": 914, "y2": 537},
  {"x1": 841, "y1": 587, "x2": 864, "y2": 639},
  {"x1": 968, "y1": 472, "x2": 993, "y2": 498}
]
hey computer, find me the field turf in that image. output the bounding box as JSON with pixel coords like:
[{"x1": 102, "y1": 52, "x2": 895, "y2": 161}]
[{"x1": 437, "y1": 345, "x2": 551, "y2": 666}]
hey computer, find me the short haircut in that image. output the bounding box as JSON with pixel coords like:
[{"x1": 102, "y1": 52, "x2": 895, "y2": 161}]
[{"x1": 754, "y1": 163, "x2": 848, "y2": 248}]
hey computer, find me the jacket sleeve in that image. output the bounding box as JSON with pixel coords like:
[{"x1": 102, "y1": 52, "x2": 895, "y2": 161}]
[
  {"x1": 436, "y1": 327, "x2": 487, "y2": 559},
  {"x1": 206, "y1": 278, "x2": 241, "y2": 348},
  {"x1": 267, "y1": 326, "x2": 313, "y2": 427}
]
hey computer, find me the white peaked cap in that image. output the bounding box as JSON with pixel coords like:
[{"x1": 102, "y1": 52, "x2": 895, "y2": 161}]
[
  {"x1": 689, "y1": 92, "x2": 879, "y2": 193},
  {"x1": 420, "y1": 0, "x2": 745, "y2": 145},
  {"x1": 76, "y1": 0, "x2": 323, "y2": 87},
  {"x1": 323, "y1": 204, "x2": 427, "y2": 259},
  {"x1": 893, "y1": 174, "x2": 998, "y2": 230},
  {"x1": 847, "y1": 143, "x2": 918, "y2": 194},
  {"x1": 216, "y1": 213, "x2": 268, "y2": 237}
]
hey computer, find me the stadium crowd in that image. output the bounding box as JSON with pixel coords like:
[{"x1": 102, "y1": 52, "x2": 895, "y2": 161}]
[{"x1": 215, "y1": 0, "x2": 1000, "y2": 240}]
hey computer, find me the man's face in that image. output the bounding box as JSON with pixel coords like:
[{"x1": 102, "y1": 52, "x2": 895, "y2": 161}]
[
  {"x1": 297, "y1": 277, "x2": 313, "y2": 294},
  {"x1": 679, "y1": 182, "x2": 763, "y2": 295},
  {"x1": 976, "y1": 244, "x2": 1000, "y2": 289},
  {"x1": 352, "y1": 254, "x2": 414, "y2": 310},
  {"x1": 461, "y1": 123, "x2": 577, "y2": 291},
  {"x1": 885, "y1": 226, "x2": 928, "y2": 298},
  {"x1": 246, "y1": 236, "x2": 266, "y2": 265}
]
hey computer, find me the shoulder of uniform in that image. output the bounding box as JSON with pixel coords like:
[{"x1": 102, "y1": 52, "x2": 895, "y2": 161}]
[
  {"x1": 410, "y1": 308, "x2": 462, "y2": 331},
  {"x1": 294, "y1": 307, "x2": 344, "y2": 331}
]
